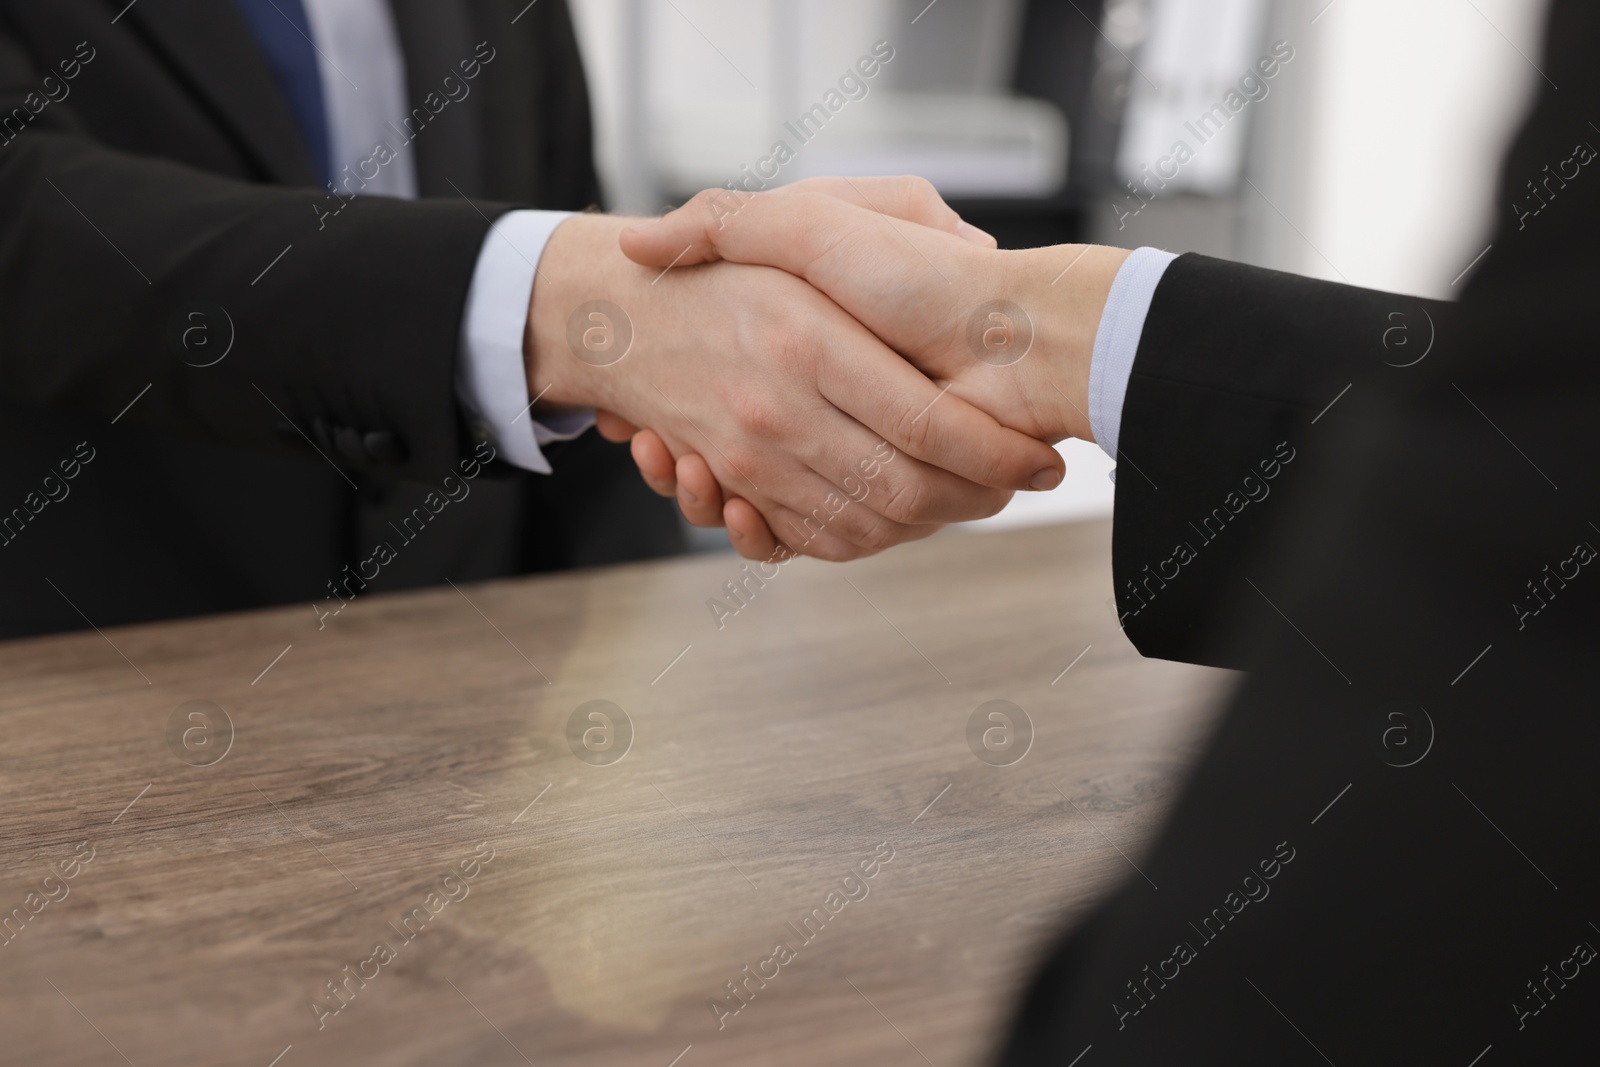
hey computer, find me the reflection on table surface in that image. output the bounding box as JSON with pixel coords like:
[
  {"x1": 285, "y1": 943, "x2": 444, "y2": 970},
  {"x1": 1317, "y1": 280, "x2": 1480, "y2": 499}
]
[{"x1": 0, "y1": 519, "x2": 1229, "y2": 1067}]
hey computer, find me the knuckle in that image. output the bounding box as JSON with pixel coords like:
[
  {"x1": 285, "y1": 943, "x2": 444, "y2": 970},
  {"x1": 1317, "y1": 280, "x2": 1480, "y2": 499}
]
[
  {"x1": 803, "y1": 536, "x2": 855, "y2": 563},
  {"x1": 975, "y1": 488, "x2": 1012, "y2": 519},
  {"x1": 965, "y1": 454, "x2": 1006, "y2": 490},
  {"x1": 888, "y1": 402, "x2": 935, "y2": 457},
  {"x1": 901, "y1": 175, "x2": 949, "y2": 221},
  {"x1": 839, "y1": 508, "x2": 902, "y2": 554},
  {"x1": 956, "y1": 428, "x2": 1016, "y2": 488},
  {"x1": 689, "y1": 186, "x2": 730, "y2": 214},
  {"x1": 875, "y1": 472, "x2": 932, "y2": 525},
  {"x1": 730, "y1": 444, "x2": 765, "y2": 473},
  {"x1": 786, "y1": 502, "x2": 872, "y2": 559},
  {"x1": 769, "y1": 313, "x2": 821, "y2": 364},
  {"x1": 731, "y1": 393, "x2": 786, "y2": 441},
  {"x1": 929, "y1": 483, "x2": 1011, "y2": 522},
  {"x1": 718, "y1": 452, "x2": 765, "y2": 496},
  {"x1": 691, "y1": 186, "x2": 749, "y2": 232},
  {"x1": 685, "y1": 188, "x2": 720, "y2": 223},
  {"x1": 859, "y1": 519, "x2": 901, "y2": 555}
]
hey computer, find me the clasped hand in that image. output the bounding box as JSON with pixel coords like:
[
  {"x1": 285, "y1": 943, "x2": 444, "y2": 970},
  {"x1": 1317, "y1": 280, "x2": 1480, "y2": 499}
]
[{"x1": 526, "y1": 177, "x2": 1128, "y2": 563}]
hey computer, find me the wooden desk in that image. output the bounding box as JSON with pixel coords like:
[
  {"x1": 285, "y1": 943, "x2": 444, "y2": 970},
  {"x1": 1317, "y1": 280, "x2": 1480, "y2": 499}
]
[{"x1": 0, "y1": 520, "x2": 1228, "y2": 1067}]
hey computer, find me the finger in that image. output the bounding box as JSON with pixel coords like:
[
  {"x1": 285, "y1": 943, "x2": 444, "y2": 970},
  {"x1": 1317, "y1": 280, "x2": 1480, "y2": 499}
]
[
  {"x1": 620, "y1": 176, "x2": 973, "y2": 269},
  {"x1": 696, "y1": 435, "x2": 902, "y2": 561},
  {"x1": 783, "y1": 176, "x2": 993, "y2": 246},
  {"x1": 727, "y1": 494, "x2": 864, "y2": 562},
  {"x1": 630, "y1": 430, "x2": 678, "y2": 497},
  {"x1": 674, "y1": 452, "x2": 725, "y2": 527},
  {"x1": 622, "y1": 190, "x2": 981, "y2": 363},
  {"x1": 730, "y1": 406, "x2": 953, "y2": 553},
  {"x1": 747, "y1": 501, "x2": 874, "y2": 563},
  {"x1": 792, "y1": 405, "x2": 1015, "y2": 524},
  {"x1": 749, "y1": 458, "x2": 917, "y2": 559},
  {"x1": 595, "y1": 409, "x2": 639, "y2": 443},
  {"x1": 783, "y1": 175, "x2": 963, "y2": 234},
  {"x1": 839, "y1": 376, "x2": 1066, "y2": 493},
  {"x1": 957, "y1": 219, "x2": 999, "y2": 248},
  {"x1": 724, "y1": 497, "x2": 784, "y2": 561},
  {"x1": 808, "y1": 316, "x2": 1066, "y2": 492},
  {"x1": 651, "y1": 384, "x2": 934, "y2": 556},
  {"x1": 832, "y1": 446, "x2": 1015, "y2": 525},
  {"x1": 764, "y1": 498, "x2": 944, "y2": 562},
  {"x1": 723, "y1": 496, "x2": 941, "y2": 566}
]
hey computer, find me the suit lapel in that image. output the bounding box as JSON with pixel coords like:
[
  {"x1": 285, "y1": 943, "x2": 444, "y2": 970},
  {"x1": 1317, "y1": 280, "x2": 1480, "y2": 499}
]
[
  {"x1": 120, "y1": 0, "x2": 320, "y2": 186},
  {"x1": 387, "y1": 0, "x2": 486, "y2": 197},
  {"x1": 117, "y1": 0, "x2": 537, "y2": 196}
]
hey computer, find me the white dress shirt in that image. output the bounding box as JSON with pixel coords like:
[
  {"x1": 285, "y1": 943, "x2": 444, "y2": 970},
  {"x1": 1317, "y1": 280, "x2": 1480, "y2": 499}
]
[
  {"x1": 1088, "y1": 247, "x2": 1178, "y2": 463},
  {"x1": 299, "y1": 0, "x2": 1169, "y2": 478}
]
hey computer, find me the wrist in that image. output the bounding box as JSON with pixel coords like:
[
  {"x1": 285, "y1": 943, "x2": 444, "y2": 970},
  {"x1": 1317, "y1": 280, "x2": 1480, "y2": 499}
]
[
  {"x1": 524, "y1": 213, "x2": 643, "y2": 415},
  {"x1": 1006, "y1": 243, "x2": 1130, "y2": 443}
]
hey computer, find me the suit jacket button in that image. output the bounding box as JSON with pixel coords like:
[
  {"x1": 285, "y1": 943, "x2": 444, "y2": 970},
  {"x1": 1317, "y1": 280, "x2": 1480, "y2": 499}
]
[
  {"x1": 310, "y1": 416, "x2": 334, "y2": 453},
  {"x1": 362, "y1": 430, "x2": 406, "y2": 464},
  {"x1": 334, "y1": 425, "x2": 368, "y2": 466}
]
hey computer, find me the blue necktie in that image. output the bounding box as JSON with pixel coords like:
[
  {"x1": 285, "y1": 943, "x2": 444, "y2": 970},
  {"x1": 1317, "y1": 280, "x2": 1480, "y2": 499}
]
[{"x1": 233, "y1": 0, "x2": 332, "y2": 185}]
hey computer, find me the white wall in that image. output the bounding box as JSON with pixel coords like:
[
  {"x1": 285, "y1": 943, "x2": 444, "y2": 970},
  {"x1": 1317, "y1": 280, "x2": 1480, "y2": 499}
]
[
  {"x1": 1289, "y1": 0, "x2": 1543, "y2": 295},
  {"x1": 570, "y1": 0, "x2": 898, "y2": 213}
]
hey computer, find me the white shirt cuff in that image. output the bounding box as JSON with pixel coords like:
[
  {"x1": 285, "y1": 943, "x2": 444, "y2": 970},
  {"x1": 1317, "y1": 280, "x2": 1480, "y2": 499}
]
[
  {"x1": 456, "y1": 209, "x2": 593, "y2": 474},
  {"x1": 1088, "y1": 247, "x2": 1179, "y2": 465}
]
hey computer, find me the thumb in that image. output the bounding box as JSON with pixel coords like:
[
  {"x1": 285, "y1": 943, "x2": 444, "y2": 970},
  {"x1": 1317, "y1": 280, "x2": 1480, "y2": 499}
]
[
  {"x1": 619, "y1": 188, "x2": 738, "y2": 269},
  {"x1": 620, "y1": 176, "x2": 996, "y2": 270}
]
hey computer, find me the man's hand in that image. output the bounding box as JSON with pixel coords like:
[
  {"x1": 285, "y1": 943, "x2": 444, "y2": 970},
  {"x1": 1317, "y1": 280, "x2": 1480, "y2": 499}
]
[
  {"x1": 524, "y1": 207, "x2": 1067, "y2": 562},
  {"x1": 609, "y1": 177, "x2": 1130, "y2": 560}
]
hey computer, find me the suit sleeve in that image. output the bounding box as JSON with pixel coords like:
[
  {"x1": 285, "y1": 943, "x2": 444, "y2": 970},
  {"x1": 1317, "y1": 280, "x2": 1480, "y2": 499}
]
[
  {"x1": 1109, "y1": 254, "x2": 1455, "y2": 668},
  {"x1": 0, "y1": 31, "x2": 517, "y2": 482}
]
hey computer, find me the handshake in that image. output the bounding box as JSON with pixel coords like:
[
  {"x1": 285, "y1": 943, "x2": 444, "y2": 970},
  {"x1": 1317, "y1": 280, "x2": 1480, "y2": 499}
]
[{"x1": 525, "y1": 177, "x2": 1132, "y2": 563}]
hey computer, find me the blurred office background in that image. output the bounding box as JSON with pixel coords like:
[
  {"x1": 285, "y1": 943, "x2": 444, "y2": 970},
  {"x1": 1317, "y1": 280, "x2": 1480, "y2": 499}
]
[{"x1": 565, "y1": 0, "x2": 1543, "y2": 534}]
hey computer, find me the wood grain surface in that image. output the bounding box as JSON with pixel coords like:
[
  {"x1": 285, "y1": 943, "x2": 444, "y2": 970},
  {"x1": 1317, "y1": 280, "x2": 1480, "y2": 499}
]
[{"x1": 0, "y1": 519, "x2": 1230, "y2": 1067}]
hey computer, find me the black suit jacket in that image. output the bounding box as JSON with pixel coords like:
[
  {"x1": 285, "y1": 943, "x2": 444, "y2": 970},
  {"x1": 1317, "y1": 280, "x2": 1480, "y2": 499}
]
[
  {"x1": 1003, "y1": 1, "x2": 1599, "y2": 1062},
  {"x1": 0, "y1": 0, "x2": 679, "y2": 639}
]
